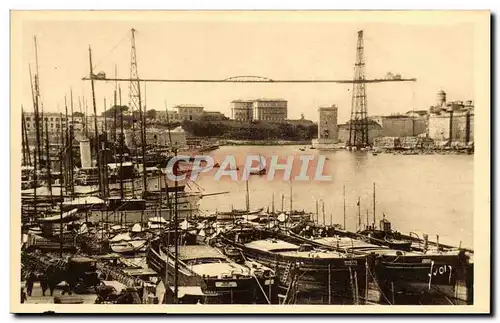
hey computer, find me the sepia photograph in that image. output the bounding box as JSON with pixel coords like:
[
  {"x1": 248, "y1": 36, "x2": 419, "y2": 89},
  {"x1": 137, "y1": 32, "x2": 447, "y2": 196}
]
[{"x1": 9, "y1": 10, "x2": 490, "y2": 314}]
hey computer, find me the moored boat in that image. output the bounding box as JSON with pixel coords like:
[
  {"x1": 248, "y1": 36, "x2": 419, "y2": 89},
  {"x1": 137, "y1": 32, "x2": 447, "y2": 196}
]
[
  {"x1": 218, "y1": 226, "x2": 367, "y2": 304},
  {"x1": 146, "y1": 233, "x2": 260, "y2": 304}
]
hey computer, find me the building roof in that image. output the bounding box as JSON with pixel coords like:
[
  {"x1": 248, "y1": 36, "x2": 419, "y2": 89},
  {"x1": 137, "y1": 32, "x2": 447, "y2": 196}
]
[
  {"x1": 173, "y1": 104, "x2": 204, "y2": 109},
  {"x1": 253, "y1": 98, "x2": 287, "y2": 102},
  {"x1": 318, "y1": 105, "x2": 338, "y2": 110},
  {"x1": 405, "y1": 110, "x2": 428, "y2": 116},
  {"x1": 231, "y1": 99, "x2": 254, "y2": 103}
]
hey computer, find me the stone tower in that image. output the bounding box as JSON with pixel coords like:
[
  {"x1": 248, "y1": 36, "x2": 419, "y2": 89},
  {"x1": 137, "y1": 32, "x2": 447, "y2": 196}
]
[
  {"x1": 312, "y1": 105, "x2": 339, "y2": 149},
  {"x1": 318, "y1": 105, "x2": 338, "y2": 141}
]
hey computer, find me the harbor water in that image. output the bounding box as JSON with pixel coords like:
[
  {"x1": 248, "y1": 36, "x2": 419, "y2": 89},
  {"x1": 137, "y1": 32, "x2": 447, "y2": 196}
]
[{"x1": 196, "y1": 145, "x2": 473, "y2": 249}]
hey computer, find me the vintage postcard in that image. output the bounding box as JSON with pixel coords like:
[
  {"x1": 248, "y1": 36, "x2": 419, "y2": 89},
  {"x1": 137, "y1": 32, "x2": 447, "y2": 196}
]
[{"x1": 10, "y1": 10, "x2": 490, "y2": 314}]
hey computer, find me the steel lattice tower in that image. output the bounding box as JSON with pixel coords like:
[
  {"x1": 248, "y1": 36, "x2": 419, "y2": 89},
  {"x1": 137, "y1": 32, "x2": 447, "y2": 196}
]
[
  {"x1": 348, "y1": 30, "x2": 369, "y2": 148},
  {"x1": 128, "y1": 28, "x2": 148, "y2": 196}
]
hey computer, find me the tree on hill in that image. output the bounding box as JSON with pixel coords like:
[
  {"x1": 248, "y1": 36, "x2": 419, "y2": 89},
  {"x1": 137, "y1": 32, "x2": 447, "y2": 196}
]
[
  {"x1": 146, "y1": 109, "x2": 157, "y2": 119},
  {"x1": 101, "y1": 105, "x2": 129, "y2": 117}
]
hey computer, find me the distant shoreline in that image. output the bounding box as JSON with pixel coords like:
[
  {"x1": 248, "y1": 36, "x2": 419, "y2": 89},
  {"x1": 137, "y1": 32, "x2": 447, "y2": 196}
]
[
  {"x1": 217, "y1": 140, "x2": 474, "y2": 155},
  {"x1": 220, "y1": 140, "x2": 312, "y2": 146}
]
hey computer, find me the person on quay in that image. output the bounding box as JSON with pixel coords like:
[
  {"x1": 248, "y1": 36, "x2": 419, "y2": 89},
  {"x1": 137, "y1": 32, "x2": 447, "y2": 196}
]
[{"x1": 25, "y1": 271, "x2": 37, "y2": 297}]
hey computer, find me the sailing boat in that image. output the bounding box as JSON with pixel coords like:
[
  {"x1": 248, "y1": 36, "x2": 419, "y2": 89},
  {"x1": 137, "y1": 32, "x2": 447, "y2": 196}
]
[{"x1": 249, "y1": 154, "x2": 266, "y2": 175}]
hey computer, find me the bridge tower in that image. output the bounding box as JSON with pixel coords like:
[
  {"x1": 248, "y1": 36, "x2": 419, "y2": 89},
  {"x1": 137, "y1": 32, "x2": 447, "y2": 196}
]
[
  {"x1": 128, "y1": 28, "x2": 148, "y2": 197},
  {"x1": 348, "y1": 30, "x2": 369, "y2": 149}
]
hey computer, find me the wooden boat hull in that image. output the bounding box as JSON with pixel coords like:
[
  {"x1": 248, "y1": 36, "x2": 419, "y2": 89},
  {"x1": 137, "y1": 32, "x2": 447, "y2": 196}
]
[
  {"x1": 110, "y1": 240, "x2": 148, "y2": 255},
  {"x1": 146, "y1": 239, "x2": 260, "y2": 304},
  {"x1": 289, "y1": 228, "x2": 473, "y2": 304},
  {"x1": 218, "y1": 229, "x2": 367, "y2": 301}
]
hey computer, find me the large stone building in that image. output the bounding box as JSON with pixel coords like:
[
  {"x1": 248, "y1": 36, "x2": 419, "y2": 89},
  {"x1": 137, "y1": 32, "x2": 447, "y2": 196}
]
[
  {"x1": 174, "y1": 104, "x2": 205, "y2": 121},
  {"x1": 370, "y1": 115, "x2": 427, "y2": 138},
  {"x1": 230, "y1": 99, "x2": 288, "y2": 122},
  {"x1": 24, "y1": 112, "x2": 68, "y2": 132},
  {"x1": 252, "y1": 99, "x2": 287, "y2": 122},
  {"x1": 157, "y1": 105, "x2": 227, "y2": 122},
  {"x1": 427, "y1": 91, "x2": 474, "y2": 146},
  {"x1": 231, "y1": 100, "x2": 254, "y2": 121},
  {"x1": 125, "y1": 126, "x2": 187, "y2": 149}
]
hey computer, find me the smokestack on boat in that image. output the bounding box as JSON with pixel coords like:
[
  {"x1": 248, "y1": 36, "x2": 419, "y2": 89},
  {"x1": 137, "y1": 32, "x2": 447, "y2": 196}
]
[{"x1": 79, "y1": 139, "x2": 92, "y2": 168}]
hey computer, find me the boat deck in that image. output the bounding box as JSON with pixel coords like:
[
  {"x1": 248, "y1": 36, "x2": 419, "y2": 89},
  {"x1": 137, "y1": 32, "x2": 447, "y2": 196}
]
[
  {"x1": 245, "y1": 239, "x2": 352, "y2": 259},
  {"x1": 167, "y1": 245, "x2": 226, "y2": 261}
]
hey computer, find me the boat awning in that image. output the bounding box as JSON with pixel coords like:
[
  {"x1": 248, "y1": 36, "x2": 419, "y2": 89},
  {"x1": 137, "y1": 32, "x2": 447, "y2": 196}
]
[
  {"x1": 63, "y1": 196, "x2": 105, "y2": 206},
  {"x1": 245, "y1": 239, "x2": 299, "y2": 252},
  {"x1": 149, "y1": 217, "x2": 167, "y2": 223},
  {"x1": 107, "y1": 162, "x2": 133, "y2": 169},
  {"x1": 170, "y1": 286, "x2": 219, "y2": 298},
  {"x1": 179, "y1": 220, "x2": 190, "y2": 230},
  {"x1": 38, "y1": 208, "x2": 79, "y2": 223},
  {"x1": 70, "y1": 256, "x2": 96, "y2": 263},
  {"x1": 109, "y1": 233, "x2": 132, "y2": 242},
  {"x1": 122, "y1": 268, "x2": 158, "y2": 277},
  {"x1": 93, "y1": 253, "x2": 122, "y2": 261},
  {"x1": 131, "y1": 223, "x2": 142, "y2": 232}
]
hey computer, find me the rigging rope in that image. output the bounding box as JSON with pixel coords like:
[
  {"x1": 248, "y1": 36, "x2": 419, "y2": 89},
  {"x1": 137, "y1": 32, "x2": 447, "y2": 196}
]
[{"x1": 92, "y1": 32, "x2": 131, "y2": 72}]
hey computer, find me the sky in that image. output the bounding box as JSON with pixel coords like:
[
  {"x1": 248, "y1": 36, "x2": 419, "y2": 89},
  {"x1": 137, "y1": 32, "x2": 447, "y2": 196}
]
[{"x1": 16, "y1": 11, "x2": 476, "y2": 123}]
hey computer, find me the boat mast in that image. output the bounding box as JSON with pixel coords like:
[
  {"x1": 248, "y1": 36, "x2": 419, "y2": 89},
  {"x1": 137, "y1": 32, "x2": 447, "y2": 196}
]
[
  {"x1": 59, "y1": 114, "x2": 64, "y2": 258},
  {"x1": 103, "y1": 98, "x2": 109, "y2": 198},
  {"x1": 164, "y1": 101, "x2": 172, "y2": 207},
  {"x1": 357, "y1": 197, "x2": 361, "y2": 231},
  {"x1": 28, "y1": 65, "x2": 39, "y2": 216},
  {"x1": 119, "y1": 86, "x2": 124, "y2": 200},
  {"x1": 21, "y1": 107, "x2": 32, "y2": 167},
  {"x1": 64, "y1": 96, "x2": 70, "y2": 197},
  {"x1": 113, "y1": 65, "x2": 118, "y2": 146},
  {"x1": 373, "y1": 182, "x2": 376, "y2": 229},
  {"x1": 44, "y1": 119, "x2": 53, "y2": 202},
  {"x1": 69, "y1": 89, "x2": 75, "y2": 198},
  {"x1": 315, "y1": 199, "x2": 319, "y2": 225},
  {"x1": 84, "y1": 97, "x2": 89, "y2": 138},
  {"x1": 322, "y1": 200, "x2": 325, "y2": 226},
  {"x1": 33, "y1": 37, "x2": 43, "y2": 169},
  {"x1": 245, "y1": 179, "x2": 250, "y2": 212},
  {"x1": 173, "y1": 146, "x2": 179, "y2": 304},
  {"x1": 88, "y1": 46, "x2": 103, "y2": 197},
  {"x1": 343, "y1": 186, "x2": 346, "y2": 230}
]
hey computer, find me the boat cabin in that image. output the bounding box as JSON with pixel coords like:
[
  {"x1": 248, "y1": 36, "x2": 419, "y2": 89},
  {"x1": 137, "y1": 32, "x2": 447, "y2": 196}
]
[{"x1": 75, "y1": 167, "x2": 100, "y2": 185}]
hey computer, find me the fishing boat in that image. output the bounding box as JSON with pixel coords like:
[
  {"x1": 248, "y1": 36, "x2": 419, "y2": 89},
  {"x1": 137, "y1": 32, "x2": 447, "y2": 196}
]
[
  {"x1": 289, "y1": 221, "x2": 472, "y2": 304},
  {"x1": 108, "y1": 232, "x2": 148, "y2": 255},
  {"x1": 249, "y1": 155, "x2": 266, "y2": 176},
  {"x1": 249, "y1": 168, "x2": 267, "y2": 176},
  {"x1": 146, "y1": 233, "x2": 260, "y2": 304},
  {"x1": 218, "y1": 226, "x2": 367, "y2": 303}
]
